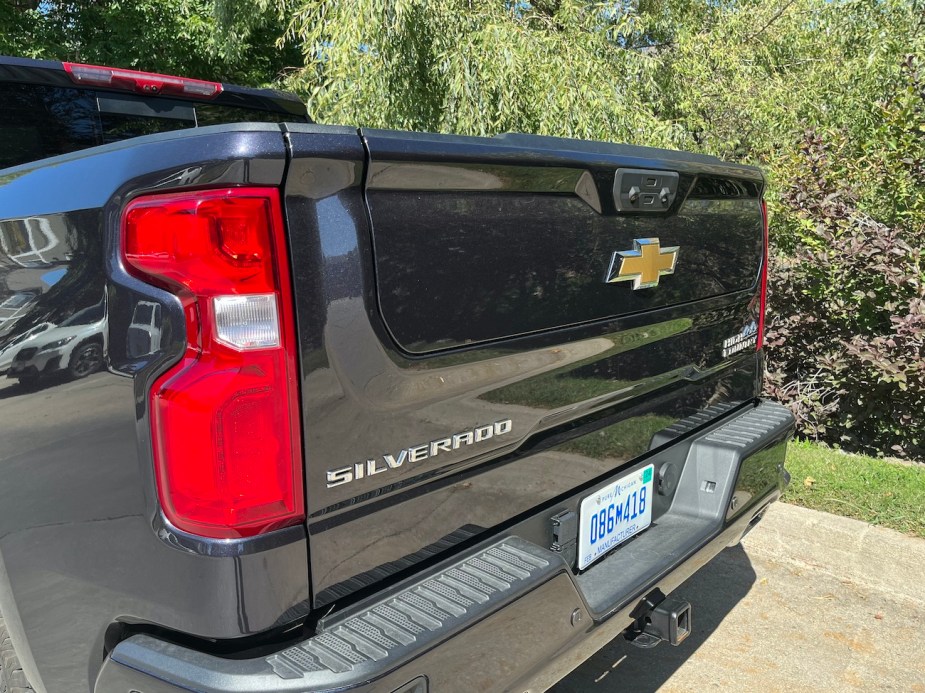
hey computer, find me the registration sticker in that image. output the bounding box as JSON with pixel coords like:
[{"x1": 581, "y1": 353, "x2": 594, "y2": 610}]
[{"x1": 578, "y1": 464, "x2": 654, "y2": 570}]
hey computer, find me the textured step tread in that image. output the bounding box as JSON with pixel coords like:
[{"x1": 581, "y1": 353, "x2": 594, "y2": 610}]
[
  {"x1": 268, "y1": 538, "x2": 552, "y2": 680},
  {"x1": 701, "y1": 402, "x2": 794, "y2": 450},
  {"x1": 0, "y1": 617, "x2": 35, "y2": 693}
]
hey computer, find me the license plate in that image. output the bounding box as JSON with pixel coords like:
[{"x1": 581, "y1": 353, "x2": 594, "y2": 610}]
[{"x1": 578, "y1": 464, "x2": 654, "y2": 570}]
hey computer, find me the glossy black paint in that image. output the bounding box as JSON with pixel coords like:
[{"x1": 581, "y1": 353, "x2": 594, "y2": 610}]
[
  {"x1": 366, "y1": 168, "x2": 762, "y2": 353},
  {"x1": 0, "y1": 125, "x2": 311, "y2": 693},
  {"x1": 2, "y1": 118, "x2": 772, "y2": 693},
  {"x1": 285, "y1": 125, "x2": 769, "y2": 609}
]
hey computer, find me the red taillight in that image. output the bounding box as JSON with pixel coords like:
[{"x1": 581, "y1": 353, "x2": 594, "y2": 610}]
[
  {"x1": 122, "y1": 188, "x2": 303, "y2": 539},
  {"x1": 63, "y1": 62, "x2": 222, "y2": 99},
  {"x1": 757, "y1": 199, "x2": 769, "y2": 351}
]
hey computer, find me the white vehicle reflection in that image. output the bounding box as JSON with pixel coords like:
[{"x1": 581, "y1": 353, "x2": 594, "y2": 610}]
[
  {"x1": 0, "y1": 322, "x2": 54, "y2": 374},
  {"x1": 7, "y1": 302, "x2": 106, "y2": 386}
]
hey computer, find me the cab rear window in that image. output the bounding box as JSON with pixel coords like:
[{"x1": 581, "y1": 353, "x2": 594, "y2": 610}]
[
  {"x1": 195, "y1": 104, "x2": 290, "y2": 126},
  {"x1": 0, "y1": 83, "x2": 100, "y2": 169},
  {"x1": 98, "y1": 112, "x2": 193, "y2": 145},
  {"x1": 1, "y1": 82, "x2": 297, "y2": 169}
]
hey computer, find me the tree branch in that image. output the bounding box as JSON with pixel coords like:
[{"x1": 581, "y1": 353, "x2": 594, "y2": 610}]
[{"x1": 746, "y1": 0, "x2": 797, "y2": 43}]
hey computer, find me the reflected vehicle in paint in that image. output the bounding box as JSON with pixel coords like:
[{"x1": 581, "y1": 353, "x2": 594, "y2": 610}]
[
  {"x1": 0, "y1": 321, "x2": 53, "y2": 374},
  {"x1": 7, "y1": 301, "x2": 105, "y2": 385}
]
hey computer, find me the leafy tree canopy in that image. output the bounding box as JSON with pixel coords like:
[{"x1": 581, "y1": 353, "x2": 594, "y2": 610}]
[
  {"x1": 0, "y1": 0, "x2": 302, "y2": 84},
  {"x1": 2, "y1": 0, "x2": 923, "y2": 458},
  {"x1": 268, "y1": 0, "x2": 925, "y2": 459}
]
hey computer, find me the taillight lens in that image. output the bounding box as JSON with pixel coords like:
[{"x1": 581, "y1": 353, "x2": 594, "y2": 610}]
[
  {"x1": 63, "y1": 62, "x2": 222, "y2": 99},
  {"x1": 122, "y1": 188, "x2": 303, "y2": 539},
  {"x1": 757, "y1": 199, "x2": 769, "y2": 351}
]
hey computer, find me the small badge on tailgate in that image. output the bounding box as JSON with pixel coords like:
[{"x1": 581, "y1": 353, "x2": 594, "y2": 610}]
[
  {"x1": 722, "y1": 321, "x2": 758, "y2": 357},
  {"x1": 606, "y1": 238, "x2": 679, "y2": 289}
]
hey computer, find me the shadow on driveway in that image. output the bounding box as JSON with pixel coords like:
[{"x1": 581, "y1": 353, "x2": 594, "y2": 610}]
[{"x1": 550, "y1": 543, "x2": 756, "y2": 692}]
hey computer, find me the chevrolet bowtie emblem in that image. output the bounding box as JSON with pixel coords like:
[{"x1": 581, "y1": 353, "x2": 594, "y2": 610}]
[{"x1": 605, "y1": 238, "x2": 679, "y2": 289}]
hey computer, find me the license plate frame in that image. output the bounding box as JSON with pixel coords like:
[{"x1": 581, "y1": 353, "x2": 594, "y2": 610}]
[{"x1": 577, "y1": 464, "x2": 655, "y2": 570}]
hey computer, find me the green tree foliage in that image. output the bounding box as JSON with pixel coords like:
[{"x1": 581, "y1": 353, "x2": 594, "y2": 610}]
[
  {"x1": 0, "y1": 0, "x2": 302, "y2": 83},
  {"x1": 270, "y1": 0, "x2": 684, "y2": 142},
  {"x1": 270, "y1": 0, "x2": 923, "y2": 459},
  {"x1": 764, "y1": 61, "x2": 924, "y2": 460},
  {"x1": 638, "y1": 0, "x2": 925, "y2": 458},
  {"x1": 2, "y1": 0, "x2": 922, "y2": 458}
]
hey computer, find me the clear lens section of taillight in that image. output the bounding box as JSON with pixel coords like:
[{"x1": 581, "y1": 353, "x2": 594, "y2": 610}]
[
  {"x1": 213, "y1": 294, "x2": 280, "y2": 349},
  {"x1": 121, "y1": 188, "x2": 303, "y2": 539}
]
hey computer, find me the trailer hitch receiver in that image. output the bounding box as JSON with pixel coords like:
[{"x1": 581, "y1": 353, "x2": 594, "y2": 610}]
[{"x1": 626, "y1": 593, "x2": 692, "y2": 648}]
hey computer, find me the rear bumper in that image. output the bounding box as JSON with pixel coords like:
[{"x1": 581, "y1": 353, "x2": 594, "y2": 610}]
[{"x1": 95, "y1": 400, "x2": 794, "y2": 693}]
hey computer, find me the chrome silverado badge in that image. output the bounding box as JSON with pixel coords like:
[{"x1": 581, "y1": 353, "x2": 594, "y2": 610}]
[
  {"x1": 326, "y1": 420, "x2": 513, "y2": 488},
  {"x1": 606, "y1": 238, "x2": 679, "y2": 289}
]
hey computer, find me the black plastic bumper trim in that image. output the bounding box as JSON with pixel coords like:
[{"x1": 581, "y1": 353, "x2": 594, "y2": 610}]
[{"x1": 96, "y1": 401, "x2": 794, "y2": 693}]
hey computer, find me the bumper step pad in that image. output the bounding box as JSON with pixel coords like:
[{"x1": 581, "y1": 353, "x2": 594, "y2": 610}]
[
  {"x1": 105, "y1": 539, "x2": 558, "y2": 692},
  {"x1": 268, "y1": 540, "x2": 552, "y2": 681},
  {"x1": 576, "y1": 401, "x2": 793, "y2": 615}
]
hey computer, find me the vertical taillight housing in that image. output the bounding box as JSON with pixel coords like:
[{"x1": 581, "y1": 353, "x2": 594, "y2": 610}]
[
  {"x1": 757, "y1": 199, "x2": 769, "y2": 351},
  {"x1": 121, "y1": 188, "x2": 303, "y2": 539}
]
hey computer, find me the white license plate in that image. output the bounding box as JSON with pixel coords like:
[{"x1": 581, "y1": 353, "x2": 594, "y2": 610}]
[{"x1": 578, "y1": 464, "x2": 654, "y2": 570}]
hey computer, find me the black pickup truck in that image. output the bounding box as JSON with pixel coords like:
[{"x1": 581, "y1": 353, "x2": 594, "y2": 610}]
[{"x1": 0, "y1": 56, "x2": 794, "y2": 693}]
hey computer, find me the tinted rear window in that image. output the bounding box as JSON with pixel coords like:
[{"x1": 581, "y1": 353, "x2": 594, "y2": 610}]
[
  {"x1": 195, "y1": 104, "x2": 290, "y2": 127},
  {"x1": 1, "y1": 82, "x2": 302, "y2": 169},
  {"x1": 0, "y1": 83, "x2": 100, "y2": 169},
  {"x1": 98, "y1": 112, "x2": 193, "y2": 145}
]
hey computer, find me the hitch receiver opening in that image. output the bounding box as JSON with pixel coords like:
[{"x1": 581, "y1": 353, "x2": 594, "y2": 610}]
[{"x1": 626, "y1": 595, "x2": 693, "y2": 648}]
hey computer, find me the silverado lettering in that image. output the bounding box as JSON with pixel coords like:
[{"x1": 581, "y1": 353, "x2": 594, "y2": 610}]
[{"x1": 326, "y1": 419, "x2": 515, "y2": 488}]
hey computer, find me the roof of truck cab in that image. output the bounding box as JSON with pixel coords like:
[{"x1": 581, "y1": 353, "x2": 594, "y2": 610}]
[{"x1": 0, "y1": 55, "x2": 309, "y2": 120}]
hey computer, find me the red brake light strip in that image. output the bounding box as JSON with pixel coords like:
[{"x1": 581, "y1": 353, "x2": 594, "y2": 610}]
[{"x1": 64, "y1": 62, "x2": 222, "y2": 99}]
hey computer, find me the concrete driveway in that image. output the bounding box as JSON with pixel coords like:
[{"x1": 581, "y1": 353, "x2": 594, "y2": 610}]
[{"x1": 551, "y1": 503, "x2": 925, "y2": 692}]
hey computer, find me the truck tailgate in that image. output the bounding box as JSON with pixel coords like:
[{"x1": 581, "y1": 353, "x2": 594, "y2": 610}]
[{"x1": 282, "y1": 125, "x2": 766, "y2": 607}]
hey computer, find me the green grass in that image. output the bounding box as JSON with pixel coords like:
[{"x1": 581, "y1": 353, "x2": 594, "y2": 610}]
[{"x1": 783, "y1": 441, "x2": 925, "y2": 538}]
